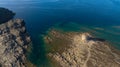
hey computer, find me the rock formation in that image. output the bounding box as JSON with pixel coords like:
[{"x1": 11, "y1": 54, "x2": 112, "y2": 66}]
[
  {"x1": 0, "y1": 7, "x2": 32, "y2": 67},
  {"x1": 44, "y1": 29, "x2": 120, "y2": 67},
  {"x1": 0, "y1": 8, "x2": 15, "y2": 24},
  {"x1": 0, "y1": 19, "x2": 31, "y2": 67}
]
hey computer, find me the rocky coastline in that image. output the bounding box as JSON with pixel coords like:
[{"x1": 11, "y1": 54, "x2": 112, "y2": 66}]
[
  {"x1": 1, "y1": 7, "x2": 120, "y2": 67},
  {"x1": 44, "y1": 29, "x2": 120, "y2": 67},
  {"x1": 0, "y1": 8, "x2": 32, "y2": 67},
  {"x1": 0, "y1": 19, "x2": 31, "y2": 67}
]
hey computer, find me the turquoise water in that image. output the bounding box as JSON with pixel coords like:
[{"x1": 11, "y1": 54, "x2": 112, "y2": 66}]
[{"x1": 0, "y1": 0, "x2": 120, "y2": 66}]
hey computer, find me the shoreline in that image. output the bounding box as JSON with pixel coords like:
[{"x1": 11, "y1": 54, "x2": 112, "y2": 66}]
[{"x1": 43, "y1": 28, "x2": 120, "y2": 67}]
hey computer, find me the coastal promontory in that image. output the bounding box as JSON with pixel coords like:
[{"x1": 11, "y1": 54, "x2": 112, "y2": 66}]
[{"x1": 44, "y1": 29, "x2": 120, "y2": 67}]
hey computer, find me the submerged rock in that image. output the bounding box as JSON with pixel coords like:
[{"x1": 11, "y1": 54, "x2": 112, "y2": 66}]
[
  {"x1": 44, "y1": 29, "x2": 120, "y2": 67},
  {"x1": 0, "y1": 19, "x2": 31, "y2": 67}
]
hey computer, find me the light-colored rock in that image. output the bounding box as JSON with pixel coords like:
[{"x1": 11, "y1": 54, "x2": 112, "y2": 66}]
[
  {"x1": 0, "y1": 19, "x2": 31, "y2": 67},
  {"x1": 45, "y1": 30, "x2": 120, "y2": 67}
]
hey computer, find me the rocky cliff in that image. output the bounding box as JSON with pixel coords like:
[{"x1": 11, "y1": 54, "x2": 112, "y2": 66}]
[
  {"x1": 0, "y1": 19, "x2": 31, "y2": 67},
  {"x1": 44, "y1": 29, "x2": 120, "y2": 67}
]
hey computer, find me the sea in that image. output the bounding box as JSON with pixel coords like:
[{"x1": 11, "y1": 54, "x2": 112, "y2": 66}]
[{"x1": 0, "y1": 0, "x2": 120, "y2": 67}]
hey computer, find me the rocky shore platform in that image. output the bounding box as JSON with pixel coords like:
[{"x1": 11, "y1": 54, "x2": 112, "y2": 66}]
[{"x1": 44, "y1": 29, "x2": 120, "y2": 67}]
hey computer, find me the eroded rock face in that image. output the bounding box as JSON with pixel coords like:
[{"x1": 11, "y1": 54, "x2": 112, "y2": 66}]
[
  {"x1": 0, "y1": 19, "x2": 31, "y2": 67},
  {"x1": 45, "y1": 30, "x2": 120, "y2": 67}
]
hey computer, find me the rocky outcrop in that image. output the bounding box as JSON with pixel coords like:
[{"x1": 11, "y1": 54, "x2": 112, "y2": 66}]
[
  {"x1": 0, "y1": 8, "x2": 15, "y2": 24},
  {"x1": 0, "y1": 19, "x2": 31, "y2": 67},
  {"x1": 44, "y1": 29, "x2": 120, "y2": 67}
]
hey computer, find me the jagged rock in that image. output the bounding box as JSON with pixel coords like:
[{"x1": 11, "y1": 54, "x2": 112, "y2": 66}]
[
  {"x1": 0, "y1": 19, "x2": 31, "y2": 67},
  {"x1": 45, "y1": 30, "x2": 120, "y2": 67}
]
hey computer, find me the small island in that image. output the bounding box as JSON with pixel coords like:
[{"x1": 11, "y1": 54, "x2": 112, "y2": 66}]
[{"x1": 44, "y1": 29, "x2": 120, "y2": 67}]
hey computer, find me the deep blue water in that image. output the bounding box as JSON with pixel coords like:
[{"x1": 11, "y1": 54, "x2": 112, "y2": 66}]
[{"x1": 0, "y1": 0, "x2": 120, "y2": 67}]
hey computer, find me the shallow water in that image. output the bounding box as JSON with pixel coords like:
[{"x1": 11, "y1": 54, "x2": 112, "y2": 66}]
[{"x1": 0, "y1": 0, "x2": 120, "y2": 66}]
